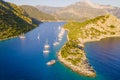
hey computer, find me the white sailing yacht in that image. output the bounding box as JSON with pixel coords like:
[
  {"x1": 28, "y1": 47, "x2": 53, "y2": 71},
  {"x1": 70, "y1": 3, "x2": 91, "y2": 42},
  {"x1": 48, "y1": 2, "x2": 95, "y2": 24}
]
[
  {"x1": 53, "y1": 41, "x2": 59, "y2": 46},
  {"x1": 53, "y1": 37, "x2": 59, "y2": 46},
  {"x1": 19, "y1": 33, "x2": 25, "y2": 39},
  {"x1": 43, "y1": 40, "x2": 50, "y2": 54},
  {"x1": 43, "y1": 49, "x2": 50, "y2": 54},
  {"x1": 37, "y1": 33, "x2": 40, "y2": 40},
  {"x1": 58, "y1": 26, "x2": 61, "y2": 30},
  {"x1": 44, "y1": 40, "x2": 50, "y2": 49}
]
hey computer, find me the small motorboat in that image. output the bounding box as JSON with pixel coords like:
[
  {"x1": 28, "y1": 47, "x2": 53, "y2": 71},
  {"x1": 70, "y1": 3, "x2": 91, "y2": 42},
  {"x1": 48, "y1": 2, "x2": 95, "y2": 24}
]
[
  {"x1": 43, "y1": 50, "x2": 50, "y2": 54},
  {"x1": 46, "y1": 60, "x2": 56, "y2": 66}
]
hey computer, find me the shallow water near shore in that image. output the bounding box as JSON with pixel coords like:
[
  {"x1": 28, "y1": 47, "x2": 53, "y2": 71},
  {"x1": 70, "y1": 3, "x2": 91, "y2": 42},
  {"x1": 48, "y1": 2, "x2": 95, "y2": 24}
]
[{"x1": 0, "y1": 22, "x2": 120, "y2": 80}]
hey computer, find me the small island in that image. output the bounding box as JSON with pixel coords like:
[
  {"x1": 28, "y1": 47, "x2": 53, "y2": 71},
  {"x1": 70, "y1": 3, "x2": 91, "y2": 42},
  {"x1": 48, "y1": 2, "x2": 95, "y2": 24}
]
[{"x1": 58, "y1": 14, "x2": 120, "y2": 77}]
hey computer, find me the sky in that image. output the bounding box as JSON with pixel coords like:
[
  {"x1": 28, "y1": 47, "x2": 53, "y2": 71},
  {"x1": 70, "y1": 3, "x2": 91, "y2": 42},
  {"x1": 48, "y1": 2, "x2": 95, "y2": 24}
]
[{"x1": 4, "y1": 0, "x2": 120, "y2": 7}]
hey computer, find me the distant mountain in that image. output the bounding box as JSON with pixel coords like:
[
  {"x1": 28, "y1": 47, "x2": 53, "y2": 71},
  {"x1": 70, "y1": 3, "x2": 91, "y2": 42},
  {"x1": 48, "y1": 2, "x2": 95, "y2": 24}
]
[
  {"x1": 36, "y1": 5, "x2": 62, "y2": 14},
  {"x1": 107, "y1": 7, "x2": 120, "y2": 18},
  {"x1": 54, "y1": 1, "x2": 108, "y2": 20},
  {"x1": 21, "y1": 5, "x2": 56, "y2": 21},
  {"x1": 36, "y1": 1, "x2": 120, "y2": 21},
  {"x1": 0, "y1": 1, "x2": 40, "y2": 40}
]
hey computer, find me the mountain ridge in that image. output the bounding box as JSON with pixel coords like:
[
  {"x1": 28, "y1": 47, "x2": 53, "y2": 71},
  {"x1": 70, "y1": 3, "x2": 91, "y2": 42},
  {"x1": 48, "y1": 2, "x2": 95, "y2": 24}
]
[
  {"x1": 36, "y1": 1, "x2": 120, "y2": 21},
  {"x1": 21, "y1": 5, "x2": 56, "y2": 21}
]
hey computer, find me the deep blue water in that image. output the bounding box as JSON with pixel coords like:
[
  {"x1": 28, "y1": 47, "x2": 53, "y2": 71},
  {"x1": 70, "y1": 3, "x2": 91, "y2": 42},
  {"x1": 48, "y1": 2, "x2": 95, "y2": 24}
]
[
  {"x1": 0, "y1": 22, "x2": 120, "y2": 80},
  {"x1": 85, "y1": 38, "x2": 120, "y2": 80}
]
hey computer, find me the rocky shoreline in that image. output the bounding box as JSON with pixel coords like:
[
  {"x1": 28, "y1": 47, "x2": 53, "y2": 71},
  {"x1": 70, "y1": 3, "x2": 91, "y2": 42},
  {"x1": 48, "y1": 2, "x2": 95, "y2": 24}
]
[
  {"x1": 57, "y1": 24, "x2": 120, "y2": 77},
  {"x1": 81, "y1": 34, "x2": 120, "y2": 44},
  {"x1": 57, "y1": 29, "x2": 96, "y2": 77},
  {"x1": 58, "y1": 49, "x2": 96, "y2": 77},
  {"x1": 58, "y1": 32, "x2": 120, "y2": 77}
]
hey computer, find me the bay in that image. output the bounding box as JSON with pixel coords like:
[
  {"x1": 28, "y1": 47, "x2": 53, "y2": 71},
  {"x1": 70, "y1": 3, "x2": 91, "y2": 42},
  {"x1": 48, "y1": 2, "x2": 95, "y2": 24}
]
[{"x1": 1, "y1": 22, "x2": 120, "y2": 80}]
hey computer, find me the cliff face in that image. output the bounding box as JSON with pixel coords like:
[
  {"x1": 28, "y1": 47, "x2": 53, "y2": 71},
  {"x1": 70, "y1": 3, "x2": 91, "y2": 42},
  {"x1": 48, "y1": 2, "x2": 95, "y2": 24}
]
[{"x1": 0, "y1": 1, "x2": 40, "y2": 40}]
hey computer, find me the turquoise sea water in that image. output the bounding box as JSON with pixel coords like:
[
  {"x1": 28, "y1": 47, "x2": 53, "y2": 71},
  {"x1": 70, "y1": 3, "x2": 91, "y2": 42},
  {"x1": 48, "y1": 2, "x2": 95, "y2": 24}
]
[{"x1": 0, "y1": 22, "x2": 120, "y2": 80}]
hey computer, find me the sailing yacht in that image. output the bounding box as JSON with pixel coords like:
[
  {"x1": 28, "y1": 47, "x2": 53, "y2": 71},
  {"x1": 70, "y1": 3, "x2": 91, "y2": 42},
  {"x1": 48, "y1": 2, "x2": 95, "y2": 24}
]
[
  {"x1": 53, "y1": 37, "x2": 60, "y2": 46},
  {"x1": 58, "y1": 38, "x2": 62, "y2": 41},
  {"x1": 58, "y1": 28, "x2": 65, "y2": 38},
  {"x1": 58, "y1": 26, "x2": 61, "y2": 30},
  {"x1": 53, "y1": 41, "x2": 59, "y2": 46},
  {"x1": 37, "y1": 33, "x2": 40, "y2": 40},
  {"x1": 43, "y1": 49, "x2": 50, "y2": 54},
  {"x1": 43, "y1": 40, "x2": 50, "y2": 54},
  {"x1": 19, "y1": 33, "x2": 25, "y2": 39},
  {"x1": 44, "y1": 40, "x2": 50, "y2": 49}
]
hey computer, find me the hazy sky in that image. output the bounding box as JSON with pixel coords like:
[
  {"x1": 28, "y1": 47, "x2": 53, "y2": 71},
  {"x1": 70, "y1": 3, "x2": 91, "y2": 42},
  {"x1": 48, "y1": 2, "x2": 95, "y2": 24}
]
[{"x1": 4, "y1": 0, "x2": 120, "y2": 7}]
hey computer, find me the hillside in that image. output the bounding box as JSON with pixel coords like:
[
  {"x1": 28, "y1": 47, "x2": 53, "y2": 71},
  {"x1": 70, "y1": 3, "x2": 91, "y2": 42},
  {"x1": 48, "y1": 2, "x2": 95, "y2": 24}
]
[
  {"x1": 21, "y1": 5, "x2": 56, "y2": 21},
  {"x1": 58, "y1": 14, "x2": 120, "y2": 77},
  {"x1": 0, "y1": 1, "x2": 40, "y2": 40},
  {"x1": 64, "y1": 14, "x2": 120, "y2": 41}
]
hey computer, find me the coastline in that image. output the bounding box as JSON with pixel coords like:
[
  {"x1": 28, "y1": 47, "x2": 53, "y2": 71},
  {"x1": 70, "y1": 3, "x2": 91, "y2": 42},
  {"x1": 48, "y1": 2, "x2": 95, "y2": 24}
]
[
  {"x1": 82, "y1": 34, "x2": 120, "y2": 44},
  {"x1": 58, "y1": 29, "x2": 96, "y2": 77},
  {"x1": 58, "y1": 28, "x2": 120, "y2": 77},
  {"x1": 0, "y1": 36, "x2": 18, "y2": 41},
  {"x1": 58, "y1": 50, "x2": 96, "y2": 77}
]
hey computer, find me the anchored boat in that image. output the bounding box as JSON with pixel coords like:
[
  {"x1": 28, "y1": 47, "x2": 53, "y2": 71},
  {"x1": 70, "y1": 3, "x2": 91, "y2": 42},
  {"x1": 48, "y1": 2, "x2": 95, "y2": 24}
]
[
  {"x1": 44, "y1": 40, "x2": 50, "y2": 49},
  {"x1": 43, "y1": 50, "x2": 50, "y2": 54},
  {"x1": 46, "y1": 60, "x2": 56, "y2": 66},
  {"x1": 37, "y1": 33, "x2": 40, "y2": 40},
  {"x1": 19, "y1": 33, "x2": 25, "y2": 39}
]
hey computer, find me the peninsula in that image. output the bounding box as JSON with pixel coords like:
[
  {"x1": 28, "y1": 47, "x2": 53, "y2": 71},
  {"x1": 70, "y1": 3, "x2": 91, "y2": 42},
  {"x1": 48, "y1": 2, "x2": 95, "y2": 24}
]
[{"x1": 58, "y1": 14, "x2": 120, "y2": 77}]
